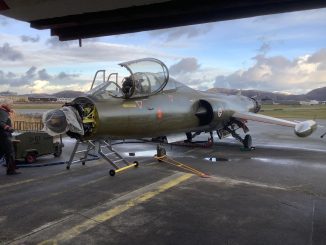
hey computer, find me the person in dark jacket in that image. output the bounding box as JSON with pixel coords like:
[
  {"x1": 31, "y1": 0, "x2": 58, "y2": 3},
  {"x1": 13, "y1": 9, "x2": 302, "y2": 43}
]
[{"x1": 0, "y1": 104, "x2": 20, "y2": 175}]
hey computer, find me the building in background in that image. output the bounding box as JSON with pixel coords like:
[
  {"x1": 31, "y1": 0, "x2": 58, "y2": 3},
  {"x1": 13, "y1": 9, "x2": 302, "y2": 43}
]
[
  {"x1": 299, "y1": 100, "x2": 319, "y2": 105},
  {"x1": 57, "y1": 98, "x2": 73, "y2": 103},
  {"x1": 28, "y1": 96, "x2": 57, "y2": 102}
]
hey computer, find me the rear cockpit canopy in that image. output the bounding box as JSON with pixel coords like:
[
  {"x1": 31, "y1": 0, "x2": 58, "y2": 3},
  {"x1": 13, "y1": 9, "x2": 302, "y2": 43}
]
[{"x1": 87, "y1": 58, "x2": 170, "y2": 100}]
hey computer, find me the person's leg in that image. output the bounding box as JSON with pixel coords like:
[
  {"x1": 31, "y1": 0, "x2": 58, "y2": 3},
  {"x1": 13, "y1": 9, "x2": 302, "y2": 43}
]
[
  {"x1": 3, "y1": 137, "x2": 19, "y2": 175},
  {"x1": 0, "y1": 139, "x2": 7, "y2": 168}
]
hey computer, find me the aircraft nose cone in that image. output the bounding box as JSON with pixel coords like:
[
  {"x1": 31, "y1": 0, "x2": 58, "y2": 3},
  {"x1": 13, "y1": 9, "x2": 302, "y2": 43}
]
[{"x1": 43, "y1": 109, "x2": 68, "y2": 134}]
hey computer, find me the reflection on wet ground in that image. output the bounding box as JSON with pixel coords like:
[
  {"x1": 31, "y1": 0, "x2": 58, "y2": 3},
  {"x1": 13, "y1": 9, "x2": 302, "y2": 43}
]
[
  {"x1": 126, "y1": 150, "x2": 157, "y2": 157},
  {"x1": 204, "y1": 157, "x2": 229, "y2": 162},
  {"x1": 2, "y1": 125, "x2": 326, "y2": 245}
]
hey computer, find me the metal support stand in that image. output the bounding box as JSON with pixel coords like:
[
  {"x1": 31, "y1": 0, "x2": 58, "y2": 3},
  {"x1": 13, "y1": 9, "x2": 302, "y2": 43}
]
[
  {"x1": 66, "y1": 140, "x2": 96, "y2": 170},
  {"x1": 66, "y1": 139, "x2": 139, "y2": 176}
]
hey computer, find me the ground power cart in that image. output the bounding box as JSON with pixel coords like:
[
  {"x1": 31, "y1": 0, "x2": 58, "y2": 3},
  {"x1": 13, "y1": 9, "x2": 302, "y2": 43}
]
[{"x1": 12, "y1": 131, "x2": 64, "y2": 164}]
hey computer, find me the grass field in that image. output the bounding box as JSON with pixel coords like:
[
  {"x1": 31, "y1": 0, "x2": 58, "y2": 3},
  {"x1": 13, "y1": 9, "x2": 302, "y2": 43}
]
[
  {"x1": 260, "y1": 104, "x2": 326, "y2": 119},
  {"x1": 13, "y1": 103, "x2": 63, "y2": 110}
]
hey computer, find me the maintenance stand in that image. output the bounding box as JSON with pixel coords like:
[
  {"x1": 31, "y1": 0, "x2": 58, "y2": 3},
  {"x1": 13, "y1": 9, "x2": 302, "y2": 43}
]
[{"x1": 66, "y1": 139, "x2": 138, "y2": 176}]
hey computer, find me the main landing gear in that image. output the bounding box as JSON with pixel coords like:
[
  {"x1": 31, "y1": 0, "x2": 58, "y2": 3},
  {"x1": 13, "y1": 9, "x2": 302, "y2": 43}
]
[{"x1": 221, "y1": 120, "x2": 254, "y2": 150}]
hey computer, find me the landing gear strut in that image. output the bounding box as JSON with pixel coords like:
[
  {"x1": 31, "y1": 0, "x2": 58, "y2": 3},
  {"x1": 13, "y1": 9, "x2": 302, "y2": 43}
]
[
  {"x1": 186, "y1": 132, "x2": 201, "y2": 142},
  {"x1": 224, "y1": 121, "x2": 253, "y2": 150},
  {"x1": 156, "y1": 144, "x2": 166, "y2": 162}
]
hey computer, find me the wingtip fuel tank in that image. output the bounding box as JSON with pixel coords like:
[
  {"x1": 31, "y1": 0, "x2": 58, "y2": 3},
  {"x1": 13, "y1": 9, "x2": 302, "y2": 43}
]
[{"x1": 294, "y1": 120, "x2": 317, "y2": 137}]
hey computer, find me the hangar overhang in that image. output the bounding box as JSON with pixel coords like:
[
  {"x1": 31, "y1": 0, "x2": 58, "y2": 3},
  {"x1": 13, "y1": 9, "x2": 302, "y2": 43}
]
[{"x1": 1, "y1": 0, "x2": 326, "y2": 41}]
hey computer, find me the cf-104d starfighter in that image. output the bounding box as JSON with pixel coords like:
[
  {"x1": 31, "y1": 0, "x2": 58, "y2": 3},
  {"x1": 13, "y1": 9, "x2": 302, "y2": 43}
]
[{"x1": 43, "y1": 58, "x2": 317, "y2": 171}]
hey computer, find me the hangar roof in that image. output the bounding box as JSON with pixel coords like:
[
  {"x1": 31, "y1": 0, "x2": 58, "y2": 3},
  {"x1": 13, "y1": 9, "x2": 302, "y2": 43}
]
[{"x1": 1, "y1": 0, "x2": 326, "y2": 41}]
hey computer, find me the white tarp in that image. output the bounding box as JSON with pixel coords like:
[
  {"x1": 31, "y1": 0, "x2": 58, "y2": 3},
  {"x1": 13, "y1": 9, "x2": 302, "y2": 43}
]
[{"x1": 43, "y1": 106, "x2": 84, "y2": 136}]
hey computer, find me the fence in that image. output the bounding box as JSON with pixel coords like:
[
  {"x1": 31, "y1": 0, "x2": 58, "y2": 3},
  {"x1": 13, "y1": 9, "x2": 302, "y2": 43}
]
[{"x1": 13, "y1": 121, "x2": 44, "y2": 132}]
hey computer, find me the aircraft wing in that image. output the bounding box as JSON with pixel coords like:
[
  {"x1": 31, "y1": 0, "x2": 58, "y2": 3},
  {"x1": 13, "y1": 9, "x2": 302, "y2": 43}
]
[{"x1": 232, "y1": 111, "x2": 317, "y2": 137}]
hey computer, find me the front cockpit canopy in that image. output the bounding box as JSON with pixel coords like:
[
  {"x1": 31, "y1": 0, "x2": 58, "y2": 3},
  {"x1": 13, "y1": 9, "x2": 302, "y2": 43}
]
[
  {"x1": 87, "y1": 58, "x2": 169, "y2": 100},
  {"x1": 119, "y1": 58, "x2": 169, "y2": 98}
]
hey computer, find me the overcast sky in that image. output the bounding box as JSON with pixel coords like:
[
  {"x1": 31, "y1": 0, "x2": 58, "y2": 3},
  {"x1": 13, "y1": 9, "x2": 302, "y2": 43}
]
[{"x1": 0, "y1": 8, "x2": 326, "y2": 94}]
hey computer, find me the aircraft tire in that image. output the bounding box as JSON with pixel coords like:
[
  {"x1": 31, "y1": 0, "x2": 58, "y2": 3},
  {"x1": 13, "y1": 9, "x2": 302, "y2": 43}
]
[
  {"x1": 243, "y1": 134, "x2": 252, "y2": 149},
  {"x1": 54, "y1": 145, "x2": 62, "y2": 157},
  {"x1": 134, "y1": 161, "x2": 139, "y2": 167},
  {"x1": 109, "y1": 169, "x2": 116, "y2": 176},
  {"x1": 25, "y1": 153, "x2": 36, "y2": 164}
]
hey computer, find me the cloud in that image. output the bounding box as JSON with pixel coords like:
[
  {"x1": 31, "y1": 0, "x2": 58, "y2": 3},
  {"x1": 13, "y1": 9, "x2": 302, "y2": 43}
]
[
  {"x1": 307, "y1": 48, "x2": 326, "y2": 65},
  {"x1": 168, "y1": 58, "x2": 221, "y2": 90},
  {"x1": 0, "y1": 66, "x2": 36, "y2": 86},
  {"x1": 56, "y1": 72, "x2": 79, "y2": 80},
  {"x1": 0, "y1": 43, "x2": 24, "y2": 61},
  {"x1": 45, "y1": 37, "x2": 100, "y2": 48},
  {"x1": 20, "y1": 35, "x2": 40, "y2": 43},
  {"x1": 257, "y1": 41, "x2": 271, "y2": 55},
  {"x1": 38, "y1": 69, "x2": 52, "y2": 80},
  {"x1": 0, "y1": 67, "x2": 81, "y2": 88},
  {"x1": 149, "y1": 23, "x2": 215, "y2": 42},
  {"x1": 20, "y1": 41, "x2": 174, "y2": 67},
  {"x1": 0, "y1": 39, "x2": 174, "y2": 94},
  {"x1": 169, "y1": 57, "x2": 200, "y2": 75},
  {"x1": 213, "y1": 49, "x2": 326, "y2": 94},
  {"x1": 46, "y1": 37, "x2": 76, "y2": 48},
  {"x1": 0, "y1": 16, "x2": 8, "y2": 26},
  {"x1": 25, "y1": 79, "x2": 89, "y2": 94}
]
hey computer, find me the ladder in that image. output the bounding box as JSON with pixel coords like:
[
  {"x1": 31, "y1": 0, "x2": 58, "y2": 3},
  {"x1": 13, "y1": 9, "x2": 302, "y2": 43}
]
[
  {"x1": 66, "y1": 140, "x2": 97, "y2": 170},
  {"x1": 66, "y1": 139, "x2": 139, "y2": 176}
]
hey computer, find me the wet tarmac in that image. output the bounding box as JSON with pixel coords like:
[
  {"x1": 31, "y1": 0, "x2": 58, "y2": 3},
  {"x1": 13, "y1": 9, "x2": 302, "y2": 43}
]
[{"x1": 0, "y1": 120, "x2": 326, "y2": 245}]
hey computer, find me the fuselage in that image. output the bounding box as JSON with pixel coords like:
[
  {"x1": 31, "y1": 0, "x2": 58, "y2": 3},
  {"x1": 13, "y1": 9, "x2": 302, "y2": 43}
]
[
  {"x1": 75, "y1": 82, "x2": 258, "y2": 140},
  {"x1": 42, "y1": 58, "x2": 316, "y2": 141}
]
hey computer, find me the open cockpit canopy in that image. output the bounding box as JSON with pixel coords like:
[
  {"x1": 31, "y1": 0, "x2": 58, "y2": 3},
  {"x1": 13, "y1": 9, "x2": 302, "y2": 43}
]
[{"x1": 87, "y1": 58, "x2": 170, "y2": 100}]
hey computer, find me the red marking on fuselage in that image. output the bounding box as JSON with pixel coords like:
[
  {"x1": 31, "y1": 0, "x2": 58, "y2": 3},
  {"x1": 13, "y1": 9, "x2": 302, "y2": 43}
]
[{"x1": 157, "y1": 108, "x2": 163, "y2": 119}]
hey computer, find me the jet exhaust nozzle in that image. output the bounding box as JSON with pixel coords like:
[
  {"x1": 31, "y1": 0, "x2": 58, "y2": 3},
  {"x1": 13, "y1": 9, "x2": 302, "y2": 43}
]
[
  {"x1": 294, "y1": 120, "x2": 317, "y2": 137},
  {"x1": 250, "y1": 97, "x2": 261, "y2": 113}
]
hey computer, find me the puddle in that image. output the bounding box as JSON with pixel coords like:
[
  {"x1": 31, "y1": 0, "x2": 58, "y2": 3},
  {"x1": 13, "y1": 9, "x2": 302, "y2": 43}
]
[
  {"x1": 126, "y1": 150, "x2": 157, "y2": 157},
  {"x1": 205, "y1": 157, "x2": 229, "y2": 162},
  {"x1": 252, "y1": 157, "x2": 326, "y2": 169},
  {"x1": 251, "y1": 157, "x2": 298, "y2": 166}
]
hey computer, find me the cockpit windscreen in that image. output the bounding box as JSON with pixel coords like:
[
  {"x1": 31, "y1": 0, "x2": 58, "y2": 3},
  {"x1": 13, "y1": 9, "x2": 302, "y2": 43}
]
[{"x1": 87, "y1": 58, "x2": 170, "y2": 100}]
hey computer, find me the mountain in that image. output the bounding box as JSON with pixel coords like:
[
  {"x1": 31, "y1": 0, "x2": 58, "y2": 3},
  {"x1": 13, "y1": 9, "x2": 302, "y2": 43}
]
[
  {"x1": 306, "y1": 87, "x2": 326, "y2": 101},
  {"x1": 208, "y1": 87, "x2": 326, "y2": 102},
  {"x1": 19, "y1": 90, "x2": 84, "y2": 99},
  {"x1": 3, "y1": 86, "x2": 325, "y2": 101},
  {"x1": 21, "y1": 93, "x2": 52, "y2": 98},
  {"x1": 52, "y1": 90, "x2": 85, "y2": 98}
]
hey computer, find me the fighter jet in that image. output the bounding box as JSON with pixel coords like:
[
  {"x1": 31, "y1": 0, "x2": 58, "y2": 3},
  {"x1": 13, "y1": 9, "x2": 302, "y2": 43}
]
[{"x1": 43, "y1": 58, "x2": 317, "y2": 158}]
